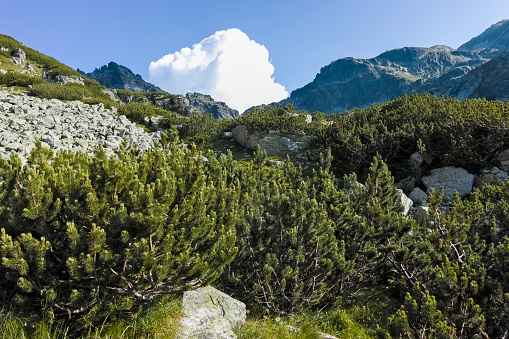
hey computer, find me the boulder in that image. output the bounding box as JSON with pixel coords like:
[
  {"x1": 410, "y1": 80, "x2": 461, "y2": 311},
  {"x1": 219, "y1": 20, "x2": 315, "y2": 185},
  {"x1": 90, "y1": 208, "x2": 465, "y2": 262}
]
[
  {"x1": 397, "y1": 189, "x2": 413, "y2": 215},
  {"x1": 179, "y1": 285, "x2": 246, "y2": 339},
  {"x1": 474, "y1": 167, "x2": 509, "y2": 187},
  {"x1": 232, "y1": 124, "x2": 315, "y2": 157},
  {"x1": 421, "y1": 167, "x2": 474, "y2": 201},
  {"x1": 100, "y1": 88, "x2": 120, "y2": 102},
  {"x1": 408, "y1": 187, "x2": 428, "y2": 206},
  {"x1": 395, "y1": 176, "x2": 415, "y2": 194},
  {"x1": 11, "y1": 48, "x2": 26, "y2": 67},
  {"x1": 42, "y1": 71, "x2": 85, "y2": 86},
  {"x1": 412, "y1": 205, "x2": 430, "y2": 224}
]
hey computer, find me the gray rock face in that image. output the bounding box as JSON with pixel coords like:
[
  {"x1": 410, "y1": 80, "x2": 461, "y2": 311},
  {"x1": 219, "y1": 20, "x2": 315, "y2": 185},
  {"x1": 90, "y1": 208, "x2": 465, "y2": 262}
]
[
  {"x1": 42, "y1": 71, "x2": 85, "y2": 86},
  {"x1": 278, "y1": 20, "x2": 509, "y2": 114},
  {"x1": 80, "y1": 61, "x2": 163, "y2": 92},
  {"x1": 422, "y1": 167, "x2": 474, "y2": 201},
  {"x1": 179, "y1": 286, "x2": 246, "y2": 339},
  {"x1": 11, "y1": 48, "x2": 26, "y2": 67},
  {"x1": 408, "y1": 187, "x2": 428, "y2": 206},
  {"x1": 186, "y1": 92, "x2": 239, "y2": 120},
  {"x1": 397, "y1": 189, "x2": 413, "y2": 215},
  {"x1": 459, "y1": 19, "x2": 509, "y2": 52},
  {"x1": 0, "y1": 88, "x2": 160, "y2": 164},
  {"x1": 232, "y1": 124, "x2": 314, "y2": 157}
]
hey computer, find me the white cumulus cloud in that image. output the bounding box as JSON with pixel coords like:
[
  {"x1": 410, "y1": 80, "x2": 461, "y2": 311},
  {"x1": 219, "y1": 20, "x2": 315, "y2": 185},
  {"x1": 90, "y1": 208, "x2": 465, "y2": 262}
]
[{"x1": 149, "y1": 28, "x2": 288, "y2": 113}]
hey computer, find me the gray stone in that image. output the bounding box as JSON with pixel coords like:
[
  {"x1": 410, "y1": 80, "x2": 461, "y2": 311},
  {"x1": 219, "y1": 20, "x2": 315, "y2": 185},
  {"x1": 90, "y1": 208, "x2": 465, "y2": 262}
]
[
  {"x1": 397, "y1": 189, "x2": 413, "y2": 215},
  {"x1": 412, "y1": 205, "x2": 430, "y2": 224},
  {"x1": 11, "y1": 48, "x2": 26, "y2": 67},
  {"x1": 422, "y1": 167, "x2": 474, "y2": 201},
  {"x1": 268, "y1": 160, "x2": 285, "y2": 167},
  {"x1": 98, "y1": 88, "x2": 119, "y2": 102},
  {"x1": 232, "y1": 124, "x2": 315, "y2": 157},
  {"x1": 408, "y1": 187, "x2": 428, "y2": 205},
  {"x1": 179, "y1": 285, "x2": 246, "y2": 339},
  {"x1": 474, "y1": 167, "x2": 509, "y2": 187},
  {"x1": 395, "y1": 176, "x2": 415, "y2": 194}
]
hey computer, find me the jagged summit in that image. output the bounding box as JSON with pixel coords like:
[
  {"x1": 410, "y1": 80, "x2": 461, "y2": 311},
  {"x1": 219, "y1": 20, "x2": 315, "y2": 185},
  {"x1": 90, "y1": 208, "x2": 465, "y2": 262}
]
[
  {"x1": 79, "y1": 61, "x2": 163, "y2": 93},
  {"x1": 459, "y1": 19, "x2": 509, "y2": 51},
  {"x1": 280, "y1": 19, "x2": 509, "y2": 114}
]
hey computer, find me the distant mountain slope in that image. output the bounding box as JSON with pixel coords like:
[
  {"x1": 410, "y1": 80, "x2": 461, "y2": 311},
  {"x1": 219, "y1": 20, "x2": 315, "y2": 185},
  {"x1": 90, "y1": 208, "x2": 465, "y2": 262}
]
[
  {"x1": 81, "y1": 62, "x2": 239, "y2": 119},
  {"x1": 281, "y1": 20, "x2": 509, "y2": 114},
  {"x1": 79, "y1": 62, "x2": 163, "y2": 93},
  {"x1": 186, "y1": 92, "x2": 239, "y2": 120},
  {"x1": 459, "y1": 19, "x2": 509, "y2": 51}
]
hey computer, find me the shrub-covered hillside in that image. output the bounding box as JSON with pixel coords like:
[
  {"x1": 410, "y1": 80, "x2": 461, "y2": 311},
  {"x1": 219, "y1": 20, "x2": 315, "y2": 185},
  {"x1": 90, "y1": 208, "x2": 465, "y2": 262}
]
[
  {"x1": 3, "y1": 31, "x2": 509, "y2": 337},
  {"x1": 1, "y1": 120, "x2": 509, "y2": 337}
]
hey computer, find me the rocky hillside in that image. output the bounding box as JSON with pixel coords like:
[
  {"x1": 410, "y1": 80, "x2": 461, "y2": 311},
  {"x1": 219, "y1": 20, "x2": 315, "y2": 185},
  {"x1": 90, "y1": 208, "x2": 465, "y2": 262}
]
[
  {"x1": 282, "y1": 20, "x2": 509, "y2": 114},
  {"x1": 186, "y1": 92, "x2": 239, "y2": 120},
  {"x1": 0, "y1": 88, "x2": 159, "y2": 164},
  {"x1": 459, "y1": 19, "x2": 509, "y2": 51},
  {"x1": 79, "y1": 61, "x2": 163, "y2": 93}
]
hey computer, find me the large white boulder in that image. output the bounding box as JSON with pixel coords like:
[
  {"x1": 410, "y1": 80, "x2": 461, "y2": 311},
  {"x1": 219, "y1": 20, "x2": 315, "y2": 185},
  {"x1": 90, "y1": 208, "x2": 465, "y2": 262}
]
[{"x1": 179, "y1": 286, "x2": 246, "y2": 339}]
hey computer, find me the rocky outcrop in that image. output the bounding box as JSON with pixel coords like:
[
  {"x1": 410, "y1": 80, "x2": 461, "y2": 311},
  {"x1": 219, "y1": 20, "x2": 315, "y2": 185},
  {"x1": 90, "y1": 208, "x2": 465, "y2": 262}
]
[
  {"x1": 80, "y1": 61, "x2": 163, "y2": 92},
  {"x1": 278, "y1": 20, "x2": 509, "y2": 114},
  {"x1": 397, "y1": 189, "x2": 413, "y2": 215},
  {"x1": 179, "y1": 286, "x2": 246, "y2": 339},
  {"x1": 421, "y1": 167, "x2": 474, "y2": 202},
  {"x1": 474, "y1": 167, "x2": 509, "y2": 187},
  {"x1": 42, "y1": 71, "x2": 85, "y2": 86},
  {"x1": 186, "y1": 92, "x2": 239, "y2": 120},
  {"x1": 11, "y1": 48, "x2": 26, "y2": 67},
  {"x1": 0, "y1": 88, "x2": 160, "y2": 164},
  {"x1": 232, "y1": 125, "x2": 314, "y2": 157},
  {"x1": 115, "y1": 91, "x2": 193, "y2": 117}
]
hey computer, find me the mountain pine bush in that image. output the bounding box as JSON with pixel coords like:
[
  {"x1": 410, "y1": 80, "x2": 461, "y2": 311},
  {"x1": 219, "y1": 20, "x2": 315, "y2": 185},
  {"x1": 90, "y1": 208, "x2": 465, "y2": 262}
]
[{"x1": 0, "y1": 141, "x2": 239, "y2": 321}]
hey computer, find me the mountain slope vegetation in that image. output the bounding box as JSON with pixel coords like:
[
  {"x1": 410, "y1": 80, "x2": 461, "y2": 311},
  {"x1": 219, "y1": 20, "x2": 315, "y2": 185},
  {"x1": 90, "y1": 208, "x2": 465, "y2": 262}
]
[{"x1": 1, "y1": 28, "x2": 509, "y2": 338}]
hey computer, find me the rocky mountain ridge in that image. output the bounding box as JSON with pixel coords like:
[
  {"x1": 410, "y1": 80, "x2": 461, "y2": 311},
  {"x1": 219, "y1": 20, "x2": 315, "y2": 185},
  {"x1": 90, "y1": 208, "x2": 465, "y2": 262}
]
[
  {"x1": 79, "y1": 61, "x2": 163, "y2": 93},
  {"x1": 79, "y1": 61, "x2": 239, "y2": 119},
  {"x1": 281, "y1": 19, "x2": 509, "y2": 114}
]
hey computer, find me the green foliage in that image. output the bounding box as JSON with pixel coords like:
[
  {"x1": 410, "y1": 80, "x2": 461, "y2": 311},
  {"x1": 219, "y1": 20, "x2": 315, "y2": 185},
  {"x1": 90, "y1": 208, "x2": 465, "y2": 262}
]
[
  {"x1": 0, "y1": 142, "x2": 239, "y2": 323},
  {"x1": 0, "y1": 71, "x2": 44, "y2": 87},
  {"x1": 320, "y1": 94, "x2": 509, "y2": 178},
  {"x1": 161, "y1": 111, "x2": 236, "y2": 147},
  {"x1": 224, "y1": 95, "x2": 509, "y2": 180},
  {"x1": 117, "y1": 101, "x2": 171, "y2": 123},
  {"x1": 27, "y1": 82, "x2": 117, "y2": 107}
]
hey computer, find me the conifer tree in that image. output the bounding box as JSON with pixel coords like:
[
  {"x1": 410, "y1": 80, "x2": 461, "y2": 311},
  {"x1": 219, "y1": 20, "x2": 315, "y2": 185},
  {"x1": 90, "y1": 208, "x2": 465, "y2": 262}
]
[{"x1": 0, "y1": 141, "x2": 239, "y2": 321}]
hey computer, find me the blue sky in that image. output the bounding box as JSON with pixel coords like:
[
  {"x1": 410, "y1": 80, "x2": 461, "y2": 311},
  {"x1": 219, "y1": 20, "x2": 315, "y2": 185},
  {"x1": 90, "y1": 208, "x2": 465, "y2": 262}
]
[{"x1": 1, "y1": 0, "x2": 508, "y2": 108}]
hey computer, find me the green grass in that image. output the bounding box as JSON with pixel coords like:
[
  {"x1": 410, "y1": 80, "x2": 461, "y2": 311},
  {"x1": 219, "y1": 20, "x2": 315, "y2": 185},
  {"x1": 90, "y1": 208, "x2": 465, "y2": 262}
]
[
  {"x1": 0, "y1": 297, "x2": 380, "y2": 339},
  {"x1": 0, "y1": 296, "x2": 183, "y2": 339},
  {"x1": 234, "y1": 309, "x2": 375, "y2": 339}
]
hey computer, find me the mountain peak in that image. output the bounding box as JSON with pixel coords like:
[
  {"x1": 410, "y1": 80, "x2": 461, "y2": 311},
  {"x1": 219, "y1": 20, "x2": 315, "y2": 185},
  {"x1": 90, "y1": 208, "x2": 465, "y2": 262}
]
[
  {"x1": 83, "y1": 62, "x2": 163, "y2": 93},
  {"x1": 459, "y1": 19, "x2": 509, "y2": 51}
]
